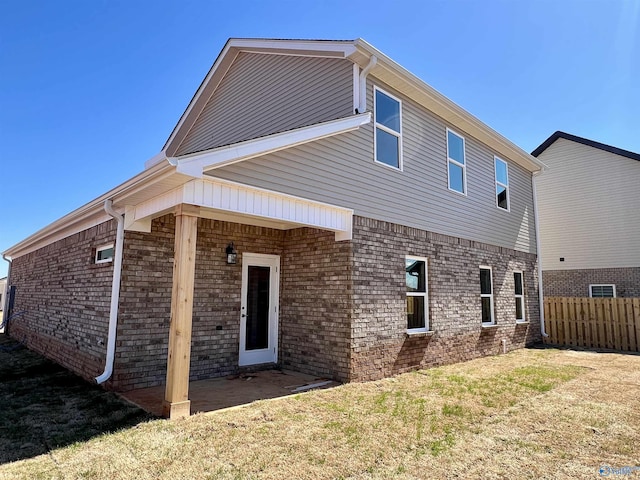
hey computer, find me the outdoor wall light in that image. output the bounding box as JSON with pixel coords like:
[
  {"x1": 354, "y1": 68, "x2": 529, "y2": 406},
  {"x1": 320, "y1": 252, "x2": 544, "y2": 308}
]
[{"x1": 226, "y1": 242, "x2": 237, "y2": 264}]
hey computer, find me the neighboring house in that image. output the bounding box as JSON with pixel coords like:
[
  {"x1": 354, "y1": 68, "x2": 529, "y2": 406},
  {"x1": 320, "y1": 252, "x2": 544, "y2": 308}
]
[
  {"x1": 3, "y1": 38, "x2": 545, "y2": 418},
  {"x1": 532, "y1": 131, "x2": 640, "y2": 298}
]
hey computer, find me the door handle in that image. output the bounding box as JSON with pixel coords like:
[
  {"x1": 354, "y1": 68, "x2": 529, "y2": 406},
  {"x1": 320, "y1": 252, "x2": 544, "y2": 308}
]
[{"x1": 241, "y1": 314, "x2": 246, "y2": 318}]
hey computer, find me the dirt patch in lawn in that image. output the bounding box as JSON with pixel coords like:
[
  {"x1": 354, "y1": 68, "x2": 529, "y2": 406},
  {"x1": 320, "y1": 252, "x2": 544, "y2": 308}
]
[
  {"x1": 0, "y1": 334, "x2": 154, "y2": 465},
  {"x1": 1, "y1": 343, "x2": 639, "y2": 479}
]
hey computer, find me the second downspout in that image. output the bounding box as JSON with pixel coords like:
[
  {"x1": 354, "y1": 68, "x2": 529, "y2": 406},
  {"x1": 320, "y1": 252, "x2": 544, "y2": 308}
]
[
  {"x1": 96, "y1": 199, "x2": 125, "y2": 384},
  {"x1": 2, "y1": 254, "x2": 11, "y2": 329},
  {"x1": 532, "y1": 169, "x2": 548, "y2": 337},
  {"x1": 358, "y1": 55, "x2": 377, "y2": 113}
]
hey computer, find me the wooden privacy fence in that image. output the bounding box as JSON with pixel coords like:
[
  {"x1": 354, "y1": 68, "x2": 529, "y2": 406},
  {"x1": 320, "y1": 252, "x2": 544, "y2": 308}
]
[{"x1": 544, "y1": 297, "x2": 640, "y2": 352}]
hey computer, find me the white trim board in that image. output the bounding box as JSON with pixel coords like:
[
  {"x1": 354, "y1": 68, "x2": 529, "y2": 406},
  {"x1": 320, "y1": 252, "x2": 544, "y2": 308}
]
[
  {"x1": 169, "y1": 113, "x2": 371, "y2": 177},
  {"x1": 124, "y1": 177, "x2": 354, "y2": 241}
]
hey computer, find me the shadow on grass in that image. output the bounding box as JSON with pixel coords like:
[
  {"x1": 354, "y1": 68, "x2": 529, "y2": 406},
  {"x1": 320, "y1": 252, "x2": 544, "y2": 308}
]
[{"x1": 0, "y1": 334, "x2": 155, "y2": 465}]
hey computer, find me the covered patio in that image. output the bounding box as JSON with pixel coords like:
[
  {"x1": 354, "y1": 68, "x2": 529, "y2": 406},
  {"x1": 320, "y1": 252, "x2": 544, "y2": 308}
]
[{"x1": 117, "y1": 174, "x2": 353, "y2": 419}]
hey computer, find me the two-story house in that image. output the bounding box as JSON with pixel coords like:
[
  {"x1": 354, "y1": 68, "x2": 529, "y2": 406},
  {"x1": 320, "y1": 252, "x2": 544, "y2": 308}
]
[
  {"x1": 3, "y1": 38, "x2": 545, "y2": 418},
  {"x1": 532, "y1": 131, "x2": 640, "y2": 298}
]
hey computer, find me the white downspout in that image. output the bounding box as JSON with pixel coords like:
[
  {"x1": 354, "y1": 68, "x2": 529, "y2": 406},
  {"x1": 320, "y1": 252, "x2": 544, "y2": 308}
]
[
  {"x1": 532, "y1": 169, "x2": 548, "y2": 337},
  {"x1": 358, "y1": 55, "x2": 377, "y2": 113},
  {"x1": 2, "y1": 254, "x2": 11, "y2": 327},
  {"x1": 96, "y1": 199, "x2": 125, "y2": 384}
]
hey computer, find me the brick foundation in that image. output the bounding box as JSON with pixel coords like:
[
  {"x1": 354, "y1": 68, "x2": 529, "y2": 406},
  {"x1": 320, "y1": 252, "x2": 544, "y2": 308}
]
[{"x1": 543, "y1": 268, "x2": 640, "y2": 298}]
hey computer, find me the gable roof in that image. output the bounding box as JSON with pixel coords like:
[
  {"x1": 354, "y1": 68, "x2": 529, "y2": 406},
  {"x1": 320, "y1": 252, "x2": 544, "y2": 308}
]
[
  {"x1": 160, "y1": 37, "x2": 544, "y2": 173},
  {"x1": 532, "y1": 131, "x2": 640, "y2": 162},
  {"x1": 5, "y1": 37, "x2": 545, "y2": 260}
]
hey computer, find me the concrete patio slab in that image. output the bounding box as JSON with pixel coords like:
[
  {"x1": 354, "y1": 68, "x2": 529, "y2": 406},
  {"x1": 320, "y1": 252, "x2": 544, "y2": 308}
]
[{"x1": 120, "y1": 369, "x2": 339, "y2": 416}]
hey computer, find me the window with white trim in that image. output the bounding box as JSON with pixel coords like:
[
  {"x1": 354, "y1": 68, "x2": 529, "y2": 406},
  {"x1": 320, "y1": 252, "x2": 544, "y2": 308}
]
[
  {"x1": 374, "y1": 87, "x2": 402, "y2": 169},
  {"x1": 514, "y1": 271, "x2": 525, "y2": 322},
  {"x1": 480, "y1": 266, "x2": 494, "y2": 325},
  {"x1": 95, "y1": 244, "x2": 114, "y2": 264},
  {"x1": 495, "y1": 157, "x2": 510, "y2": 211},
  {"x1": 589, "y1": 284, "x2": 616, "y2": 298},
  {"x1": 447, "y1": 129, "x2": 466, "y2": 194},
  {"x1": 406, "y1": 256, "x2": 428, "y2": 332}
]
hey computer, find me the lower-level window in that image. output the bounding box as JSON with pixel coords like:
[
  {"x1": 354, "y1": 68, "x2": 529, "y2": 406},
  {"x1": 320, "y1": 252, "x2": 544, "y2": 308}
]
[
  {"x1": 95, "y1": 244, "x2": 114, "y2": 264},
  {"x1": 589, "y1": 284, "x2": 616, "y2": 298},
  {"x1": 514, "y1": 271, "x2": 525, "y2": 322},
  {"x1": 480, "y1": 266, "x2": 494, "y2": 325},
  {"x1": 406, "y1": 256, "x2": 428, "y2": 332}
]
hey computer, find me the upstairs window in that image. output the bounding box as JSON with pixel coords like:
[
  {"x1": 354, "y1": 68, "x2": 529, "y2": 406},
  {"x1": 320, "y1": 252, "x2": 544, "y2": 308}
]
[
  {"x1": 590, "y1": 284, "x2": 616, "y2": 298},
  {"x1": 374, "y1": 87, "x2": 402, "y2": 169},
  {"x1": 406, "y1": 257, "x2": 428, "y2": 332},
  {"x1": 480, "y1": 266, "x2": 494, "y2": 325},
  {"x1": 447, "y1": 129, "x2": 466, "y2": 194},
  {"x1": 95, "y1": 244, "x2": 114, "y2": 264},
  {"x1": 495, "y1": 157, "x2": 510, "y2": 211},
  {"x1": 514, "y1": 271, "x2": 525, "y2": 322}
]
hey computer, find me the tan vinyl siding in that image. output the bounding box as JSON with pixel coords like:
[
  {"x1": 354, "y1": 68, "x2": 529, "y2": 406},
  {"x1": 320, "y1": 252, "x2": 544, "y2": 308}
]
[
  {"x1": 175, "y1": 52, "x2": 354, "y2": 156},
  {"x1": 535, "y1": 138, "x2": 640, "y2": 270},
  {"x1": 209, "y1": 77, "x2": 536, "y2": 254}
]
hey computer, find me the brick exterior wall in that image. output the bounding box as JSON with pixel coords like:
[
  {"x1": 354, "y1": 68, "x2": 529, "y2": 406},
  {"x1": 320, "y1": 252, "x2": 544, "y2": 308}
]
[
  {"x1": 113, "y1": 215, "x2": 352, "y2": 391},
  {"x1": 8, "y1": 220, "x2": 118, "y2": 382},
  {"x1": 8, "y1": 212, "x2": 542, "y2": 393},
  {"x1": 543, "y1": 267, "x2": 640, "y2": 298},
  {"x1": 280, "y1": 228, "x2": 352, "y2": 381},
  {"x1": 349, "y1": 216, "x2": 541, "y2": 382}
]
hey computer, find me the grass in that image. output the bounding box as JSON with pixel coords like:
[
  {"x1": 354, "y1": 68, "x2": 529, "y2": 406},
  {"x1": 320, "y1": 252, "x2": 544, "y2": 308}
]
[
  {"x1": 0, "y1": 334, "x2": 154, "y2": 465},
  {"x1": 1, "y1": 335, "x2": 639, "y2": 479}
]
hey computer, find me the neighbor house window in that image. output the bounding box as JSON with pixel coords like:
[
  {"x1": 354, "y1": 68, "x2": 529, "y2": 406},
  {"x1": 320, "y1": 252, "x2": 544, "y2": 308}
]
[
  {"x1": 589, "y1": 284, "x2": 616, "y2": 298},
  {"x1": 95, "y1": 244, "x2": 114, "y2": 264},
  {"x1": 495, "y1": 157, "x2": 510, "y2": 211},
  {"x1": 514, "y1": 271, "x2": 525, "y2": 322},
  {"x1": 406, "y1": 256, "x2": 428, "y2": 332},
  {"x1": 480, "y1": 266, "x2": 494, "y2": 325},
  {"x1": 374, "y1": 87, "x2": 402, "y2": 169},
  {"x1": 447, "y1": 129, "x2": 466, "y2": 194}
]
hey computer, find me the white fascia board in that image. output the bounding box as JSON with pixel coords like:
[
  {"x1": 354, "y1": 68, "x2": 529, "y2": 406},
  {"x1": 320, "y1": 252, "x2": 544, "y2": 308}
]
[
  {"x1": 3, "y1": 161, "x2": 179, "y2": 259},
  {"x1": 170, "y1": 113, "x2": 372, "y2": 178},
  {"x1": 227, "y1": 38, "x2": 357, "y2": 57},
  {"x1": 351, "y1": 38, "x2": 545, "y2": 173},
  {"x1": 144, "y1": 151, "x2": 169, "y2": 169},
  {"x1": 126, "y1": 177, "x2": 354, "y2": 241}
]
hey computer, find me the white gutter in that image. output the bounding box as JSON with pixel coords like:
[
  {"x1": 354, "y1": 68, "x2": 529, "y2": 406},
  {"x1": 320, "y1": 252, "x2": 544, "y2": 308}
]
[
  {"x1": 531, "y1": 170, "x2": 548, "y2": 337},
  {"x1": 358, "y1": 55, "x2": 377, "y2": 113},
  {"x1": 95, "y1": 200, "x2": 125, "y2": 384}
]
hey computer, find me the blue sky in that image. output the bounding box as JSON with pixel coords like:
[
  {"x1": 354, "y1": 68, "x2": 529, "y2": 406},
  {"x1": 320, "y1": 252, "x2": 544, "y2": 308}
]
[{"x1": 1, "y1": 0, "x2": 639, "y2": 277}]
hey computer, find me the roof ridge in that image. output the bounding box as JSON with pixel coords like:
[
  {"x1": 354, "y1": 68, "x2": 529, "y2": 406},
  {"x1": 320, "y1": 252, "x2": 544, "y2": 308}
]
[{"x1": 532, "y1": 131, "x2": 640, "y2": 162}]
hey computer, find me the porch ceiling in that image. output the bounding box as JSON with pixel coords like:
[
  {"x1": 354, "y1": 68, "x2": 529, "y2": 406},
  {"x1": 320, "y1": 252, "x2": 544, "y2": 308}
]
[{"x1": 124, "y1": 176, "x2": 353, "y2": 241}]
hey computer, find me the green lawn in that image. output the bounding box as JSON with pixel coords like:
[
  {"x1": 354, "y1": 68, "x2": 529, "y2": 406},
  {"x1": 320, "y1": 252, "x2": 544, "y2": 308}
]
[{"x1": 1, "y1": 333, "x2": 639, "y2": 479}]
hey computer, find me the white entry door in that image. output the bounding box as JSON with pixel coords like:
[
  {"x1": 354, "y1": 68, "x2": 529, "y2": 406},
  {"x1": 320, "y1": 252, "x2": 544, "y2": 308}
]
[{"x1": 239, "y1": 253, "x2": 280, "y2": 366}]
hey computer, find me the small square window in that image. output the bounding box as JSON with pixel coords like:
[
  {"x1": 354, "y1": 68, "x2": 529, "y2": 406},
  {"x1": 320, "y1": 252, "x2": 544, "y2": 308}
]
[
  {"x1": 406, "y1": 257, "x2": 429, "y2": 332},
  {"x1": 95, "y1": 244, "x2": 114, "y2": 264},
  {"x1": 589, "y1": 284, "x2": 616, "y2": 298}
]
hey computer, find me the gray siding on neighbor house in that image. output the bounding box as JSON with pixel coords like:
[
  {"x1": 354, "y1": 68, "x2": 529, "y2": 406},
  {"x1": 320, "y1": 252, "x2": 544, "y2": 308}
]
[
  {"x1": 210, "y1": 77, "x2": 537, "y2": 254},
  {"x1": 535, "y1": 138, "x2": 640, "y2": 271},
  {"x1": 175, "y1": 52, "x2": 354, "y2": 156}
]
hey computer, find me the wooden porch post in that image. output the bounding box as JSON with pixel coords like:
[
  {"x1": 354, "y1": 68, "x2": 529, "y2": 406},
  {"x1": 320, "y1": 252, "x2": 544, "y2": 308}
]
[{"x1": 162, "y1": 204, "x2": 200, "y2": 419}]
